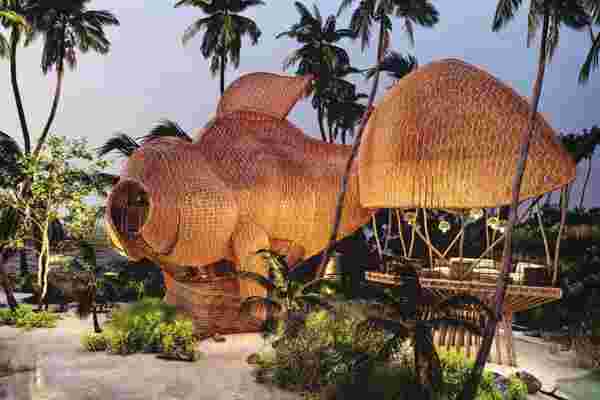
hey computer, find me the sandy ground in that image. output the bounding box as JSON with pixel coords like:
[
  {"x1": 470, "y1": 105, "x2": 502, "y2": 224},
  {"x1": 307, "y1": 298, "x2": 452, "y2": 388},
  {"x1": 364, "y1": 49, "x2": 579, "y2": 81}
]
[{"x1": 0, "y1": 294, "x2": 595, "y2": 400}]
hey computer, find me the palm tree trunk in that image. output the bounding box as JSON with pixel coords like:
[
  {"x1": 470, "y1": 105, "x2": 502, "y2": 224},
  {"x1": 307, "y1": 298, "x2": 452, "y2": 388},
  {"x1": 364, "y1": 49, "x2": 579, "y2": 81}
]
[
  {"x1": 10, "y1": 29, "x2": 30, "y2": 154},
  {"x1": 459, "y1": 9, "x2": 550, "y2": 400},
  {"x1": 315, "y1": 21, "x2": 386, "y2": 278},
  {"x1": 220, "y1": 50, "x2": 226, "y2": 95},
  {"x1": 34, "y1": 59, "x2": 64, "y2": 157},
  {"x1": 536, "y1": 205, "x2": 552, "y2": 267},
  {"x1": 0, "y1": 249, "x2": 18, "y2": 311},
  {"x1": 91, "y1": 284, "x2": 102, "y2": 333},
  {"x1": 553, "y1": 185, "x2": 568, "y2": 285},
  {"x1": 317, "y1": 106, "x2": 328, "y2": 142},
  {"x1": 579, "y1": 157, "x2": 592, "y2": 209}
]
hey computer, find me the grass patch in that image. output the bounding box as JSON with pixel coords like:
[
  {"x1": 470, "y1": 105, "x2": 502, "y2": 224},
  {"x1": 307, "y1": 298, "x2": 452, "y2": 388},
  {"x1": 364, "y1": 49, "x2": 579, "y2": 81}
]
[{"x1": 0, "y1": 304, "x2": 61, "y2": 330}]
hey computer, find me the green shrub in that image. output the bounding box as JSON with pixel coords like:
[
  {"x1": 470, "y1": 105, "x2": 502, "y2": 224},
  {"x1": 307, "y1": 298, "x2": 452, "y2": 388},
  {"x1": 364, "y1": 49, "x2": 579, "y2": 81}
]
[
  {"x1": 0, "y1": 304, "x2": 60, "y2": 330},
  {"x1": 506, "y1": 375, "x2": 528, "y2": 400},
  {"x1": 81, "y1": 331, "x2": 109, "y2": 352},
  {"x1": 255, "y1": 304, "x2": 387, "y2": 391},
  {"x1": 82, "y1": 297, "x2": 198, "y2": 361},
  {"x1": 159, "y1": 319, "x2": 198, "y2": 361},
  {"x1": 105, "y1": 297, "x2": 177, "y2": 354}
]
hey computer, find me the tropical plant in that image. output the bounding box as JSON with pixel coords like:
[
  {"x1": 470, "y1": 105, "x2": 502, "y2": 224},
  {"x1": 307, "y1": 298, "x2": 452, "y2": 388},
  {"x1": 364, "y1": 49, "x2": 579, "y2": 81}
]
[
  {"x1": 174, "y1": 0, "x2": 264, "y2": 95},
  {"x1": 351, "y1": 265, "x2": 494, "y2": 400},
  {"x1": 459, "y1": 2, "x2": 590, "y2": 399},
  {"x1": 316, "y1": 0, "x2": 439, "y2": 277},
  {"x1": 237, "y1": 249, "x2": 334, "y2": 342},
  {"x1": 0, "y1": 7, "x2": 27, "y2": 56},
  {"x1": 98, "y1": 119, "x2": 193, "y2": 159},
  {"x1": 560, "y1": 126, "x2": 600, "y2": 208},
  {"x1": 0, "y1": 136, "x2": 111, "y2": 309},
  {"x1": 0, "y1": 0, "x2": 36, "y2": 154},
  {"x1": 25, "y1": 0, "x2": 119, "y2": 156},
  {"x1": 579, "y1": 0, "x2": 600, "y2": 82},
  {"x1": 365, "y1": 50, "x2": 418, "y2": 85},
  {"x1": 277, "y1": 2, "x2": 356, "y2": 142}
]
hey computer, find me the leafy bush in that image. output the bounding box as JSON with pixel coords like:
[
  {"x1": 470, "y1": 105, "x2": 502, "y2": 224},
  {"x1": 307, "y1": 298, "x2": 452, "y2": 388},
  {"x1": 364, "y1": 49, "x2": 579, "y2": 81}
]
[
  {"x1": 81, "y1": 331, "x2": 109, "y2": 352},
  {"x1": 254, "y1": 311, "x2": 527, "y2": 400},
  {"x1": 255, "y1": 304, "x2": 387, "y2": 391},
  {"x1": 81, "y1": 297, "x2": 199, "y2": 361},
  {"x1": 104, "y1": 297, "x2": 177, "y2": 354},
  {"x1": 159, "y1": 319, "x2": 198, "y2": 361},
  {"x1": 0, "y1": 304, "x2": 60, "y2": 330}
]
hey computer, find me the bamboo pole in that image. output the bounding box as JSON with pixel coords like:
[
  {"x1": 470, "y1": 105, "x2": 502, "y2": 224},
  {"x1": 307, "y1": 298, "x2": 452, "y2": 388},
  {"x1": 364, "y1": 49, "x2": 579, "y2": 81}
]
[
  {"x1": 423, "y1": 209, "x2": 434, "y2": 268},
  {"x1": 395, "y1": 209, "x2": 408, "y2": 258}
]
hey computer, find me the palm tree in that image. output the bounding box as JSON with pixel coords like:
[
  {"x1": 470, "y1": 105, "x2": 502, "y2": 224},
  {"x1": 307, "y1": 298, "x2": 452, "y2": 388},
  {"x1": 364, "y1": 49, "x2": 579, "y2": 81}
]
[
  {"x1": 277, "y1": 2, "x2": 355, "y2": 142},
  {"x1": 175, "y1": 0, "x2": 264, "y2": 95},
  {"x1": 316, "y1": 0, "x2": 439, "y2": 277},
  {"x1": 350, "y1": 266, "x2": 494, "y2": 400},
  {"x1": 26, "y1": 0, "x2": 119, "y2": 157},
  {"x1": 365, "y1": 50, "x2": 418, "y2": 86},
  {"x1": 98, "y1": 120, "x2": 193, "y2": 159},
  {"x1": 579, "y1": 0, "x2": 600, "y2": 82},
  {"x1": 459, "y1": 2, "x2": 590, "y2": 399},
  {"x1": 0, "y1": 1, "x2": 34, "y2": 154},
  {"x1": 237, "y1": 250, "x2": 333, "y2": 342}
]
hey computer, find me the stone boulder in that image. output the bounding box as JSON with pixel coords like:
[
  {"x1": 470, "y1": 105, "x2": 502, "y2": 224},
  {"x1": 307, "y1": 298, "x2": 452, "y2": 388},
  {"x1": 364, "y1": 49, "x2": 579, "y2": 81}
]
[{"x1": 516, "y1": 370, "x2": 542, "y2": 394}]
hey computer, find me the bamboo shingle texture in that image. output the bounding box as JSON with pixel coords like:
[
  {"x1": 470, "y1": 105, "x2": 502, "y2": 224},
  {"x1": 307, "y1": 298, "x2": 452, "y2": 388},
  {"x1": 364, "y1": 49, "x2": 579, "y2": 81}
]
[{"x1": 358, "y1": 58, "x2": 576, "y2": 209}]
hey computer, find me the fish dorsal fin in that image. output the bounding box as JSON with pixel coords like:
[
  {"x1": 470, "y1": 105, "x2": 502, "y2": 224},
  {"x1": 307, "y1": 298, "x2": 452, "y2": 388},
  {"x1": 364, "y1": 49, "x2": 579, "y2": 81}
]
[{"x1": 217, "y1": 73, "x2": 313, "y2": 120}]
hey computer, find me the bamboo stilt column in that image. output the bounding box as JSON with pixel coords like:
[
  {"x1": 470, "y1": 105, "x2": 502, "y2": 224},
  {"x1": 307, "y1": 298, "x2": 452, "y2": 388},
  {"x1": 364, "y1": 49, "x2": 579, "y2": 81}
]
[
  {"x1": 395, "y1": 209, "x2": 408, "y2": 258},
  {"x1": 408, "y1": 210, "x2": 417, "y2": 259},
  {"x1": 372, "y1": 215, "x2": 384, "y2": 264},
  {"x1": 423, "y1": 209, "x2": 434, "y2": 268}
]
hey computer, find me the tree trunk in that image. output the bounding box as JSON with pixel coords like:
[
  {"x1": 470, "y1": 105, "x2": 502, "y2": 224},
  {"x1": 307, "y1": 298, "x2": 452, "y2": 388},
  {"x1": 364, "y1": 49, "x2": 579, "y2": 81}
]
[
  {"x1": 553, "y1": 185, "x2": 569, "y2": 285},
  {"x1": 579, "y1": 157, "x2": 592, "y2": 209},
  {"x1": 0, "y1": 249, "x2": 18, "y2": 311},
  {"x1": 10, "y1": 28, "x2": 30, "y2": 154},
  {"x1": 37, "y1": 219, "x2": 51, "y2": 310},
  {"x1": 34, "y1": 58, "x2": 64, "y2": 157},
  {"x1": 91, "y1": 285, "x2": 102, "y2": 333},
  {"x1": 315, "y1": 21, "x2": 386, "y2": 278},
  {"x1": 220, "y1": 51, "x2": 226, "y2": 95},
  {"x1": 317, "y1": 105, "x2": 328, "y2": 142},
  {"x1": 458, "y1": 10, "x2": 551, "y2": 400}
]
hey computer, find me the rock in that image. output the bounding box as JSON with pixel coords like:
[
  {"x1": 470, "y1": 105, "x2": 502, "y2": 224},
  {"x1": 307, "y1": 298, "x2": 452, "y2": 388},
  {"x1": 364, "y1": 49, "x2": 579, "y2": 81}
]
[
  {"x1": 491, "y1": 372, "x2": 511, "y2": 398},
  {"x1": 516, "y1": 370, "x2": 542, "y2": 394},
  {"x1": 212, "y1": 333, "x2": 226, "y2": 343},
  {"x1": 246, "y1": 353, "x2": 260, "y2": 365}
]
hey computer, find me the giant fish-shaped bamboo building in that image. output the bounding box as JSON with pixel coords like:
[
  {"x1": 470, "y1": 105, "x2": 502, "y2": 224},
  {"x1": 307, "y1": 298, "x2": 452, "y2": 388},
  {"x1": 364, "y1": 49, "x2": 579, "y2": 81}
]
[{"x1": 104, "y1": 59, "x2": 576, "y2": 353}]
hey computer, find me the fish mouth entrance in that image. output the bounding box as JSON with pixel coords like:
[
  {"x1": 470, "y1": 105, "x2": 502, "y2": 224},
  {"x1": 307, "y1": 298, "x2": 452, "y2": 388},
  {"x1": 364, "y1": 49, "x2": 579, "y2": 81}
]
[{"x1": 109, "y1": 180, "x2": 151, "y2": 241}]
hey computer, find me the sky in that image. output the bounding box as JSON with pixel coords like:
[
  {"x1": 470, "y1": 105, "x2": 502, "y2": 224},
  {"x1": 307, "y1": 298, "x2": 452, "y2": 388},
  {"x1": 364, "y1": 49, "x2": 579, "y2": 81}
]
[{"x1": 0, "y1": 0, "x2": 599, "y2": 208}]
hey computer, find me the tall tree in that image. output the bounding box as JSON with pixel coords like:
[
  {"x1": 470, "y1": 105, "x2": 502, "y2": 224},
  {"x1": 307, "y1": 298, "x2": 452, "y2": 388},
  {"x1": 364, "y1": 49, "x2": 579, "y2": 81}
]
[
  {"x1": 175, "y1": 0, "x2": 264, "y2": 95},
  {"x1": 26, "y1": 0, "x2": 119, "y2": 157},
  {"x1": 459, "y1": 2, "x2": 589, "y2": 399},
  {"x1": 277, "y1": 2, "x2": 355, "y2": 142},
  {"x1": 0, "y1": 0, "x2": 35, "y2": 154},
  {"x1": 316, "y1": 0, "x2": 438, "y2": 277}
]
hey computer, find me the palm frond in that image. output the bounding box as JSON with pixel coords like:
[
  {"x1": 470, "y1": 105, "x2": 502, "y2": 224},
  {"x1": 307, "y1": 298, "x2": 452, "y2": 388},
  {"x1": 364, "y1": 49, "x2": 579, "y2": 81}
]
[
  {"x1": 230, "y1": 0, "x2": 265, "y2": 13},
  {"x1": 239, "y1": 296, "x2": 282, "y2": 316},
  {"x1": 182, "y1": 15, "x2": 214, "y2": 45},
  {"x1": 97, "y1": 132, "x2": 140, "y2": 158},
  {"x1": 492, "y1": 0, "x2": 524, "y2": 31},
  {"x1": 579, "y1": 28, "x2": 600, "y2": 83},
  {"x1": 141, "y1": 119, "x2": 192, "y2": 144},
  {"x1": 337, "y1": 0, "x2": 356, "y2": 18},
  {"x1": 236, "y1": 271, "x2": 277, "y2": 292},
  {"x1": 395, "y1": 0, "x2": 440, "y2": 28}
]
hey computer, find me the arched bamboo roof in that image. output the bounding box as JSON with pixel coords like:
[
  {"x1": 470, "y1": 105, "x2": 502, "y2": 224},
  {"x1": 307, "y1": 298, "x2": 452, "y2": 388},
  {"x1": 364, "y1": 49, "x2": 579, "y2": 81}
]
[{"x1": 358, "y1": 59, "x2": 576, "y2": 209}]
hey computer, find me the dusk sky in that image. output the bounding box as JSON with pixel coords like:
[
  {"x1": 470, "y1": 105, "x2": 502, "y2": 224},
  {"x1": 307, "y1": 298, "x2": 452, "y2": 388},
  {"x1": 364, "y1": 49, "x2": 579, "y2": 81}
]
[{"x1": 1, "y1": 0, "x2": 598, "y2": 208}]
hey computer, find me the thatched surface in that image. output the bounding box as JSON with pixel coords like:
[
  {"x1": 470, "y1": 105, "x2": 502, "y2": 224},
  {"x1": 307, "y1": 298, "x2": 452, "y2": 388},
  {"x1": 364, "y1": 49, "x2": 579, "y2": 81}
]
[
  {"x1": 359, "y1": 58, "x2": 576, "y2": 209},
  {"x1": 217, "y1": 72, "x2": 313, "y2": 120}
]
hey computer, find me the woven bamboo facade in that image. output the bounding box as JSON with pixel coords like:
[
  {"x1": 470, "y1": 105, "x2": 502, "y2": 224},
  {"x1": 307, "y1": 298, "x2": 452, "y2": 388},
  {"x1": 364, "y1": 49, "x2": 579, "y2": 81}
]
[
  {"x1": 359, "y1": 58, "x2": 576, "y2": 209},
  {"x1": 105, "y1": 59, "x2": 575, "y2": 335}
]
